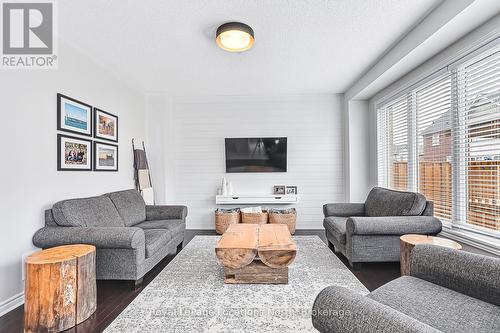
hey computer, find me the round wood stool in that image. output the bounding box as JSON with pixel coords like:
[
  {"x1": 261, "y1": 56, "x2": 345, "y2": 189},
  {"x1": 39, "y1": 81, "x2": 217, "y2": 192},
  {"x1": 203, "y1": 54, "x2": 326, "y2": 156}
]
[
  {"x1": 24, "y1": 244, "x2": 97, "y2": 332},
  {"x1": 400, "y1": 234, "x2": 462, "y2": 276}
]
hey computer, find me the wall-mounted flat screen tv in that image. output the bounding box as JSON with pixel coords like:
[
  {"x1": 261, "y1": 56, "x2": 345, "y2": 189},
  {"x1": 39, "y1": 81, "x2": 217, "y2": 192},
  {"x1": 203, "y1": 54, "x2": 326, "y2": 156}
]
[{"x1": 225, "y1": 137, "x2": 287, "y2": 173}]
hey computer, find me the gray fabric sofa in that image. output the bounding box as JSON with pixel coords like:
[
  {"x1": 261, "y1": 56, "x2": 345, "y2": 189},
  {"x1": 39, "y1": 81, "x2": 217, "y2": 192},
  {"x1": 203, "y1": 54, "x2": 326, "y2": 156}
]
[
  {"x1": 33, "y1": 189, "x2": 187, "y2": 284},
  {"x1": 323, "y1": 187, "x2": 442, "y2": 267},
  {"x1": 312, "y1": 244, "x2": 500, "y2": 333}
]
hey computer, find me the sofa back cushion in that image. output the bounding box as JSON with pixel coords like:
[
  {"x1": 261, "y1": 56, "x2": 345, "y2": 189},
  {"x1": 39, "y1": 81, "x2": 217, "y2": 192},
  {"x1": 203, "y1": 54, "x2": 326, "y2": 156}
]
[
  {"x1": 52, "y1": 196, "x2": 124, "y2": 227},
  {"x1": 365, "y1": 187, "x2": 427, "y2": 217},
  {"x1": 107, "y1": 189, "x2": 146, "y2": 226}
]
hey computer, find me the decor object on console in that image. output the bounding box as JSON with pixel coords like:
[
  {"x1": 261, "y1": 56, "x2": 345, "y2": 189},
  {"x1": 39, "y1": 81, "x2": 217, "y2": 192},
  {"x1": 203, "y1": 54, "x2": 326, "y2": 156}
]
[
  {"x1": 94, "y1": 141, "x2": 118, "y2": 171},
  {"x1": 57, "y1": 93, "x2": 92, "y2": 137},
  {"x1": 221, "y1": 177, "x2": 228, "y2": 195},
  {"x1": 57, "y1": 134, "x2": 92, "y2": 171},
  {"x1": 32, "y1": 189, "x2": 187, "y2": 284},
  {"x1": 25, "y1": 244, "x2": 96, "y2": 332},
  {"x1": 273, "y1": 185, "x2": 286, "y2": 195},
  {"x1": 269, "y1": 208, "x2": 296, "y2": 234},
  {"x1": 215, "y1": 224, "x2": 296, "y2": 284},
  {"x1": 400, "y1": 234, "x2": 461, "y2": 276},
  {"x1": 215, "y1": 208, "x2": 241, "y2": 234},
  {"x1": 323, "y1": 187, "x2": 442, "y2": 268},
  {"x1": 312, "y1": 244, "x2": 500, "y2": 333},
  {"x1": 94, "y1": 108, "x2": 118, "y2": 142},
  {"x1": 286, "y1": 185, "x2": 298, "y2": 195}
]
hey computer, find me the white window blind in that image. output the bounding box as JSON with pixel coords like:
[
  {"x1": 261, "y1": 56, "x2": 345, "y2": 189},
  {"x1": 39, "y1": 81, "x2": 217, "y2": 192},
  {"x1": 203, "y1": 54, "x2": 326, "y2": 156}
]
[
  {"x1": 416, "y1": 75, "x2": 453, "y2": 221},
  {"x1": 377, "y1": 96, "x2": 409, "y2": 191},
  {"x1": 457, "y1": 48, "x2": 500, "y2": 231},
  {"x1": 376, "y1": 42, "x2": 500, "y2": 235}
]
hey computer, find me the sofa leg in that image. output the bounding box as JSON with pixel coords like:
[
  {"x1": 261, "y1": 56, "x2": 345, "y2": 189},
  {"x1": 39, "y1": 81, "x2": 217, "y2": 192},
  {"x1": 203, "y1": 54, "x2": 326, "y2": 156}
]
[
  {"x1": 133, "y1": 277, "x2": 143, "y2": 289},
  {"x1": 327, "y1": 240, "x2": 335, "y2": 252},
  {"x1": 176, "y1": 242, "x2": 183, "y2": 254}
]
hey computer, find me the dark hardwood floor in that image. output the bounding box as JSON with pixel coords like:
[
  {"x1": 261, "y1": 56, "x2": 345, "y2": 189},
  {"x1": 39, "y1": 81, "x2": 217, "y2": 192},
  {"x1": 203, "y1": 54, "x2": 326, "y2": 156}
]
[{"x1": 2, "y1": 229, "x2": 487, "y2": 333}]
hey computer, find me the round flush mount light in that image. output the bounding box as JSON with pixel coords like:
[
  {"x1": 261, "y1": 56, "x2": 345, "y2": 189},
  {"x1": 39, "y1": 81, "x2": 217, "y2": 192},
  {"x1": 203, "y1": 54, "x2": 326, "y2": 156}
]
[{"x1": 216, "y1": 22, "x2": 254, "y2": 52}]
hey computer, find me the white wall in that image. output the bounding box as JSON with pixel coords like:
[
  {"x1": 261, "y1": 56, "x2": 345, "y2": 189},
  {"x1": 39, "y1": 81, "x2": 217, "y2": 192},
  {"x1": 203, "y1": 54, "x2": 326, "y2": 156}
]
[
  {"x1": 346, "y1": 100, "x2": 371, "y2": 202},
  {"x1": 0, "y1": 42, "x2": 146, "y2": 313},
  {"x1": 148, "y1": 94, "x2": 345, "y2": 229}
]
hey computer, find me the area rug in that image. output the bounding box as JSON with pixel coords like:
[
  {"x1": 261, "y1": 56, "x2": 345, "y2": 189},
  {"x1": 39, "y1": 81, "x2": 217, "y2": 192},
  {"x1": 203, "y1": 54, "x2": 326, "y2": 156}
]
[{"x1": 104, "y1": 236, "x2": 368, "y2": 332}]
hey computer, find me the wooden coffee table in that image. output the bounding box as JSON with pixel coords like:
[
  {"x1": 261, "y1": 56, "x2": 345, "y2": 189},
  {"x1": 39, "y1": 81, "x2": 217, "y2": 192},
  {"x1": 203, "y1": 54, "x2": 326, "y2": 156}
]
[
  {"x1": 400, "y1": 234, "x2": 462, "y2": 276},
  {"x1": 215, "y1": 223, "x2": 296, "y2": 284}
]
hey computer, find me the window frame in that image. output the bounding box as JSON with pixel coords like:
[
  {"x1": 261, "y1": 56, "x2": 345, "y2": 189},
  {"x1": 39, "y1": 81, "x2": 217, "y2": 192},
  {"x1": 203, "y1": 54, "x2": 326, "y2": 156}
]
[{"x1": 375, "y1": 41, "x2": 500, "y2": 241}]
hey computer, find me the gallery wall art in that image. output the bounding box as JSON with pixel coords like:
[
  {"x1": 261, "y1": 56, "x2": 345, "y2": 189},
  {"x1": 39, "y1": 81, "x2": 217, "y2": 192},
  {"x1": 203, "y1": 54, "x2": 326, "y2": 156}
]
[
  {"x1": 57, "y1": 93, "x2": 93, "y2": 137},
  {"x1": 56, "y1": 93, "x2": 119, "y2": 172}
]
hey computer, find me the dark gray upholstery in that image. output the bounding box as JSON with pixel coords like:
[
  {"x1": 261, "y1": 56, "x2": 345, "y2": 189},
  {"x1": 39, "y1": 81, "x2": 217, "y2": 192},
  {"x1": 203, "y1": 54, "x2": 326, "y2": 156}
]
[
  {"x1": 107, "y1": 189, "x2": 146, "y2": 226},
  {"x1": 346, "y1": 216, "x2": 442, "y2": 235},
  {"x1": 323, "y1": 187, "x2": 441, "y2": 266},
  {"x1": 312, "y1": 245, "x2": 500, "y2": 333},
  {"x1": 32, "y1": 226, "x2": 145, "y2": 249},
  {"x1": 312, "y1": 285, "x2": 440, "y2": 333},
  {"x1": 144, "y1": 229, "x2": 171, "y2": 258},
  {"x1": 365, "y1": 187, "x2": 427, "y2": 217},
  {"x1": 323, "y1": 203, "x2": 365, "y2": 217},
  {"x1": 368, "y1": 276, "x2": 500, "y2": 333},
  {"x1": 146, "y1": 205, "x2": 188, "y2": 220},
  {"x1": 411, "y1": 244, "x2": 500, "y2": 307},
  {"x1": 323, "y1": 217, "x2": 348, "y2": 244},
  {"x1": 33, "y1": 189, "x2": 187, "y2": 282},
  {"x1": 52, "y1": 195, "x2": 124, "y2": 227}
]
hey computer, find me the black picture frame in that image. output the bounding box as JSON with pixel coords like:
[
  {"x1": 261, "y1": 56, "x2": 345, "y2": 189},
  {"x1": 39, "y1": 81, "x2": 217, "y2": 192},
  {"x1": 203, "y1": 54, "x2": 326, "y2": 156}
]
[
  {"x1": 57, "y1": 93, "x2": 93, "y2": 137},
  {"x1": 57, "y1": 134, "x2": 93, "y2": 171},
  {"x1": 94, "y1": 108, "x2": 118, "y2": 142},
  {"x1": 94, "y1": 141, "x2": 119, "y2": 172}
]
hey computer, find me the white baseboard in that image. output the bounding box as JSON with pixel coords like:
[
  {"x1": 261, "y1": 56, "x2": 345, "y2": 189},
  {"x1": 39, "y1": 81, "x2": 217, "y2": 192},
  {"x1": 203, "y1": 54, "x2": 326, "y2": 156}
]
[{"x1": 0, "y1": 292, "x2": 24, "y2": 317}]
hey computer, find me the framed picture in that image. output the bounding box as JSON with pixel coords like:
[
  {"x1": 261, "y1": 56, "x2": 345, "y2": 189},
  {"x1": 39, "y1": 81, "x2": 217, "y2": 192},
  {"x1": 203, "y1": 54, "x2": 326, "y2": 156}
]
[
  {"x1": 57, "y1": 93, "x2": 92, "y2": 136},
  {"x1": 94, "y1": 108, "x2": 118, "y2": 142},
  {"x1": 273, "y1": 185, "x2": 286, "y2": 195},
  {"x1": 94, "y1": 141, "x2": 118, "y2": 171},
  {"x1": 57, "y1": 134, "x2": 92, "y2": 171},
  {"x1": 286, "y1": 186, "x2": 298, "y2": 195}
]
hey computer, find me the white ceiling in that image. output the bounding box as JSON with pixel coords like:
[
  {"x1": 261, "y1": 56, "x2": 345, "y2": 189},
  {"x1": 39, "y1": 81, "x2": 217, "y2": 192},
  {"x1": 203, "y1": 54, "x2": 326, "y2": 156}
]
[{"x1": 59, "y1": 0, "x2": 440, "y2": 96}]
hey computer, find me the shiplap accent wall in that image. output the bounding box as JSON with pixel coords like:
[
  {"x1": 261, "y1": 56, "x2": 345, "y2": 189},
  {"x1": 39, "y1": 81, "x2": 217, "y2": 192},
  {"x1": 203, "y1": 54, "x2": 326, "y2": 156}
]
[{"x1": 164, "y1": 94, "x2": 345, "y2": 229}]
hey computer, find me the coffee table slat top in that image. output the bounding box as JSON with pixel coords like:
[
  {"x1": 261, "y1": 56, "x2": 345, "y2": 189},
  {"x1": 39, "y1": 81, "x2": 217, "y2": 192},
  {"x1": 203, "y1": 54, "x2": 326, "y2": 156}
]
[{"x1": 215, "y1": 224, "x2": 296, "y2": 270}]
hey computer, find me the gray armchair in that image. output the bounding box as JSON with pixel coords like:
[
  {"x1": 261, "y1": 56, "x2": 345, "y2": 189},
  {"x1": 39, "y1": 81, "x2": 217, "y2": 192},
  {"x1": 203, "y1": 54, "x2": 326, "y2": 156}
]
[
  {"x1": 312, "y1": 244, "x2": 500, "y2": 333},
  {"x1": 33, "y1": 189, "x2": 187, "y2": 284},
  {"x1": 323, "y1": 187, "x2": 441, "y2": 267}
]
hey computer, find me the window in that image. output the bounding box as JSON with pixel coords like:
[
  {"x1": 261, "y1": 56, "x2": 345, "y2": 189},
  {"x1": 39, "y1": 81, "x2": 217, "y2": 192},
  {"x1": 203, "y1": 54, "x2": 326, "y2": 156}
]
[
  {"x1": 377, "y1": 44, "x2": 500, "y2": 234},
  {"x1": 377, "y1": 96, "x2": 409, "y2": 191}
]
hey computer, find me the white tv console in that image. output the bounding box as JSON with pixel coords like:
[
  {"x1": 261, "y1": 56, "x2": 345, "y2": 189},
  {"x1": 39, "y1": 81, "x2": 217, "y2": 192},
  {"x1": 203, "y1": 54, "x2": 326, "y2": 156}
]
[{"x1": 215, "y1": 194, "x2": 298, "y2": 205}]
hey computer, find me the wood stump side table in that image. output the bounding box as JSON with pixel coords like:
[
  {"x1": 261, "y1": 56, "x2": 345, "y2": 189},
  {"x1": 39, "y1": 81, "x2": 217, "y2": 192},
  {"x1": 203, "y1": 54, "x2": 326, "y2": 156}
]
[
  {"x1": 24, "y1": 244, "x2": 97, "y2": 333},
  {"x1": 400, "y1": 234, "x2": 462, "y2": 276}
]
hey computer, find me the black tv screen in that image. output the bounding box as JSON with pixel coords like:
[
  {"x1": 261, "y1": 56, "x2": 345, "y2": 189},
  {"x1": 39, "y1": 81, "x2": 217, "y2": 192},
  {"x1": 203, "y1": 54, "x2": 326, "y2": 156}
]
[{"x1": 225, "y1": 137, "x2": 287, "y2": 173}]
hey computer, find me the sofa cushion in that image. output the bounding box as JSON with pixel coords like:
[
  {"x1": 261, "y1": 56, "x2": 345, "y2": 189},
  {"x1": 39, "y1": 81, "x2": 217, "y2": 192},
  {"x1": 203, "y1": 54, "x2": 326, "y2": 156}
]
[
  {"x1": 52, "y1": 196, "x2": 124, "y2": 227},
  {"x1": 368, "y1": 276, "x2": 500, "y2": 333},
  {"x1": 365, "y1": 187, "x2": 426, "y2": 217},
  {"x1": 107, "y1": 190, "x2": 146, "y2": 226},
  {"x1": 323, "y1": 217, "x2": 347, "y2": 244},
  {"x1": 134, "y1": 219, "x2": 185, "y2": 239},
  {"x1": 144, "y1": 229, "x2": 171, "y2": 258}
]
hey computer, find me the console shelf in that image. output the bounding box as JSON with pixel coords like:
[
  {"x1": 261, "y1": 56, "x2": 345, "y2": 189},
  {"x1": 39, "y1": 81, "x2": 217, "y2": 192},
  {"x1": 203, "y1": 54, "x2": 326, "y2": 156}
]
[{"x1": 215, "y1": 194, "x2": 298, "y2": 205}]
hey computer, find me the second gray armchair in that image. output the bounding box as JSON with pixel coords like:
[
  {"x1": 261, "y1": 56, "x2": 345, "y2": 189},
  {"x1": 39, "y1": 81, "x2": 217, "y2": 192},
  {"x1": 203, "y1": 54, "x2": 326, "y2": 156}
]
[{"x1": 323, "y1": 187, "x2": 442, "y2": 267}]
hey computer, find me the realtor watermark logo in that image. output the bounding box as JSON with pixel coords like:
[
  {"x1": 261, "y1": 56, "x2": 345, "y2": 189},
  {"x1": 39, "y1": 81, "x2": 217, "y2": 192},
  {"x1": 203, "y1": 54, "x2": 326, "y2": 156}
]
[{"x1": 1, "y1": 0, "x2": 57, "y2": 69}]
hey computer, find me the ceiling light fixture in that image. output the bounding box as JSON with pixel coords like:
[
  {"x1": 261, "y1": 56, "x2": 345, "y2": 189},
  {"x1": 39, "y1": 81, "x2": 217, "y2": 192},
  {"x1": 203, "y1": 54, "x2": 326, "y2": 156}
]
[{"x1": 216, "y1": 22, "x2": 254, "y2": 52}]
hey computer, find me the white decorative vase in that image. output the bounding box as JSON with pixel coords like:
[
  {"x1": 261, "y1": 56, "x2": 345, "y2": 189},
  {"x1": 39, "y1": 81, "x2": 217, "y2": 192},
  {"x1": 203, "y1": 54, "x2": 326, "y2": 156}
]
[
  {"x1": 227, "y1": 182, "x2": 234, "y2": 195},
  {"x1": 222, "y1": 177, "x2": 228, "y2": 196}
]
